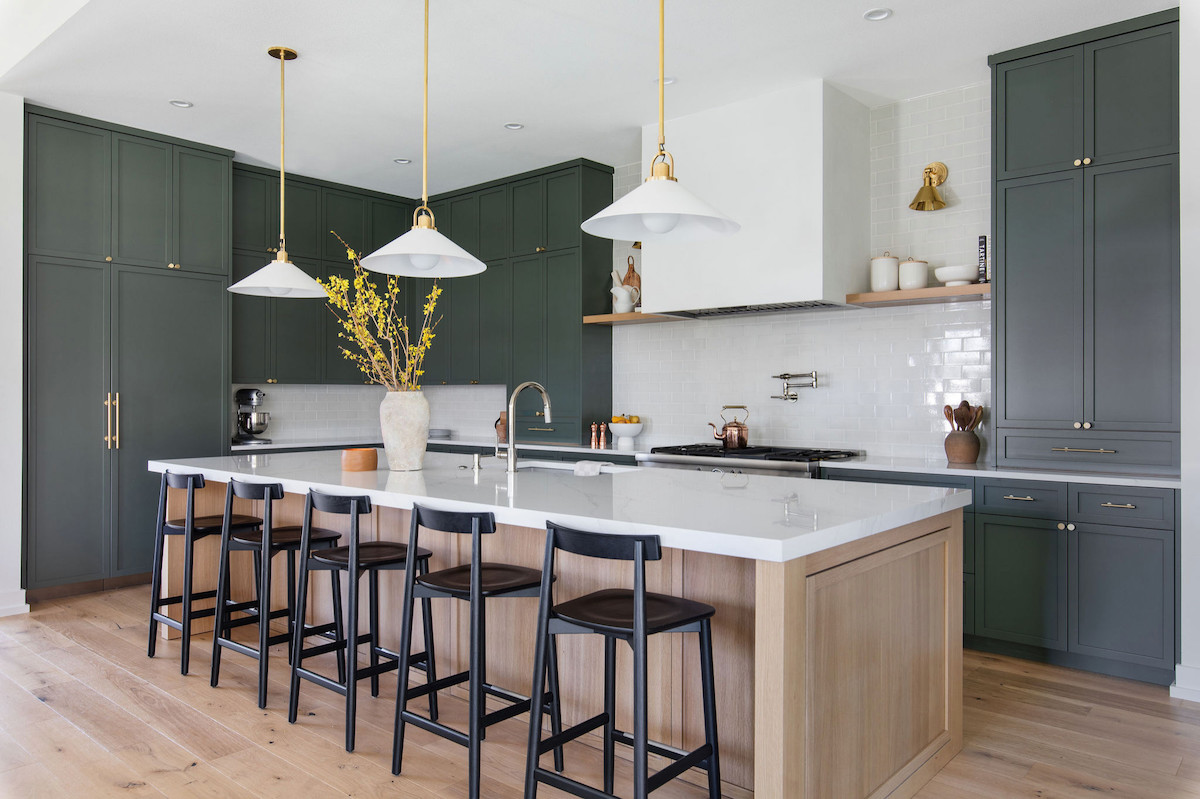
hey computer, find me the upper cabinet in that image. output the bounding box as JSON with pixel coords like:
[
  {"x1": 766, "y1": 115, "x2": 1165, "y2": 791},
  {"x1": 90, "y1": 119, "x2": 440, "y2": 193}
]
[
  {"x1": 991, "y1": 13, "x2": 1179, "y2": 474},
  {"x1": 993, "y1": 21, "x2": 1178, "y2": 180},
  {"x1": 27, "y1": 111, "x2": 231, "y2": 275}
]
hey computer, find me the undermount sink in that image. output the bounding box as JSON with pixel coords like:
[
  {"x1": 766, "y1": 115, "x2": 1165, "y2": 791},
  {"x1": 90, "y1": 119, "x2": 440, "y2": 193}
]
[{"x1": 468, "y1": 458, "x2": 637, "y2": 475}]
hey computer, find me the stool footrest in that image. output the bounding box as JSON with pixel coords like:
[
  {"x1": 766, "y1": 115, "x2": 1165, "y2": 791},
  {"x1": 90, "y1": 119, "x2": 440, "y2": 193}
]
[
  {"x1": 150, "y1": 608, "x2": 215, "y2": 631},
  {"x1": 646, "y1": 744, "x2": 713, "y2": 793},
  {"x1": 406, "y1": 668, "x2": 469, "y2": 699},
  {"x1": 294, "y1": 666, "x2": 348, "y2": 696},
  {"x1": 154, "y1": 588, "x2": 218, "y2": 608},
  {"x1": 610, "y1": 729, "x2": 697, "y2": 764},
  {"x1": 400, "y1": 709, "x2": 470, "y2": 747},
  {"x1": 214, "y1": 637, "x2": 262, "y2": 661},
  {"x1": 481, "y1": 695, "x2": 534, "y2": 728},
  {"x1": 538, "y1": 712, "x2": 608, "y2": 755},
  {"x1": 532, "y1": 767, "x2": 613, "y2": 799},
  {"x1": 353, "y1": 659, "x2": 399, "y2": 680}
]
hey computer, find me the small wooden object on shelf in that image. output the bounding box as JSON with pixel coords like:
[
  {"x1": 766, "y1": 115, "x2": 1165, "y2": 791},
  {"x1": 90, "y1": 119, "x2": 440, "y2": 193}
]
[
  {"x1": 846, "y1": 283, "x2": 991, "y2": 308},
  {"x1": 341, "y1": 448, "x2": 378, "y2": 471}
]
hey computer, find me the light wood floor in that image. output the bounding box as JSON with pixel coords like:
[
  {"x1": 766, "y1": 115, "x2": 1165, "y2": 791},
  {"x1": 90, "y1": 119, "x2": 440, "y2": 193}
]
[{"x1": 0, "y1": 586, "x2": 1198, "y2": 798}]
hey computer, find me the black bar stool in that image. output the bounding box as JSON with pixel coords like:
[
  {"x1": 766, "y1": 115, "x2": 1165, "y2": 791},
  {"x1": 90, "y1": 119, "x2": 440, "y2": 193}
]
[
  {"x1": 392, "y1": 504, "x2": 565, "y2": 799},
  {"x1": 524, "y1": 522, "x2": 721, "y2": 799},
  {"x1": 210, "y1": 479, "x2": 343, "y2": 708},
  {"x1": 147, "y1": 471, "x2": 262, "y2": 675},
  {"x1": 287, "y1": 489, "x2": 438, "y2": 752}
]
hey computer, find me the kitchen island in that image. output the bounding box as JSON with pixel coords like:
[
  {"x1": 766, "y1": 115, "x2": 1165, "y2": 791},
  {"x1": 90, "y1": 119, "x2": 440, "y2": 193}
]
[{"x1": 148, "y1": 450, "x2": 969, "y2": 798}]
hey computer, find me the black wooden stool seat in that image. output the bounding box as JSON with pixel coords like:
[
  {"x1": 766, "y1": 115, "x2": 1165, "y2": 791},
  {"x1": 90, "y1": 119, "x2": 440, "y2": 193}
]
[
  {"x1": 417, "y1": 562, "x2": 543, "y2": 598},
  {"x1": 231, "y1": 525, "x2": 340, "y2": 547},
  {"x1": 165, "y1": 513, "x2": 260, "y2": 533},
  {"x1": 392, "y1": 504, "x2": 565, "y2": 799},
  {"x1": 211, "y1": 480, "x2": 345, "y2": 708},
  {"x1": 312, "y1": 541, "x2": 431, "y2": 568},
  {"x1": 289, "y1": 490, "x2": 439, "y2": 753},
  {"x1": 525, "y1": 522, "x2": 722, "y2": 799},
  {"x1": 554, "y1": 589, "x2": 715, "y2": 637}
]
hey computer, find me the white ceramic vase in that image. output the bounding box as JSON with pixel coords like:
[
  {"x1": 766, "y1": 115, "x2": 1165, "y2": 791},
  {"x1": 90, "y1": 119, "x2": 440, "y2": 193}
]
[{"x1": 379, "y1": 390, "x2": 429, "y2": 471}]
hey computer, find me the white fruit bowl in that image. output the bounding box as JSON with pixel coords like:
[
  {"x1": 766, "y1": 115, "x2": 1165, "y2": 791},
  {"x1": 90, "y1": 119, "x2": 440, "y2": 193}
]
[
  {"x1": 934, "y1": 265, "x2": 978, "y2": 287},
  {"x1": 607, "y1": 422, "x2": 643, "y2": 450}
]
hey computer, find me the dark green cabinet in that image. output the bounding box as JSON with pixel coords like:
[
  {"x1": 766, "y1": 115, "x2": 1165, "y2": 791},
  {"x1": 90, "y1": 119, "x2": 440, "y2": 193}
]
[
  {"x1": 112, "y1": 133, "x2": 171, "y2": 268},
  {"x1": 231, "y1": 251, "x2": 272, "y2": 382},
  {"x1": 975, "y1": 514, "x2": 1068, "y2": 650},
  {"x1": 991, "y1": 17, "x2": 1179, "y2": 473},
  {"x1": 510, "y1": 169, "x2": 582, "y2": 255},
  {"x1": 409, "y1": 277, "x2": 451, "y2": 387},
  {"x1": 233, "y1": 168, "x2": 277, "y2": 253},
  {"x1": 478, "y1": 187, "x2": 508, "y2": 261},
  {"x1": 324, "y1": 189, "x2": 367, "y2": 259},
  {"x1": 26, "y1": 257, "x2": 227, "y2": 589},
  {"x1": 477, "y1": 259, "x2": 512, "y2": 385},
  {"x1": 27, "y1": 116, "x2": 111, "y2": 261},
  {"x1": 173, "y1": 147, "x2": 230, "y2": 275},
  {"x1": 321, "y1": 263, "x2": 369, "y2": 385},
  {"x1": 230, "y1": 252, "x2": 325, "y2": 385},
  {"x1": 367, "y1": 198, "x2": 411, "y2": 255}
]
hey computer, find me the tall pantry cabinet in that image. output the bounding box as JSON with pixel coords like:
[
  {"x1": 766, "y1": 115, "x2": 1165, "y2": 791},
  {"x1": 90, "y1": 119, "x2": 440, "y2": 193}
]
[
  {"x1": 991, "y1": 11, "x2": 1180, "y2": 473},
  {"x1": 24, "y1": 109, "x2": 231, "y2": 591}
]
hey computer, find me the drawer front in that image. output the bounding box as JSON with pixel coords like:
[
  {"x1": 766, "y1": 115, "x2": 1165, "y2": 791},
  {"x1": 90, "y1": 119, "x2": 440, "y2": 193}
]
[
  {"x1": 821, "y1": 468, "x2": 974, "y2": 512},
  {"x1": 997, "y1": 429, "x2": 1179, "y2": 474},
  {"x1": 514, "y1": 416, "x2": 582, "y2": 445},
  {"x1": 1068, "y1": 485, "x2": 1175, "y2": 530},
  {"x1": 976, "y1": 478, "x2": 1067, "y2": 519}
]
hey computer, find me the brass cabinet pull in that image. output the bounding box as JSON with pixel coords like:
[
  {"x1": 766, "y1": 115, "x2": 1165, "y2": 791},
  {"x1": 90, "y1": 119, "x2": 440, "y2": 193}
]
[
  {"x1": 1052, "y1": 447, "x2": 1116, "y2": 454},
  {"x1": 535, "y1": 246, "x2": 546, "y2": 253},
  {"x1": 1003, "y1": 495, "x2": 1035, "y2": 501},
  {"x1": 113, "y1": 393, "x2": 120, "y2": 450},
  {"x1": 1082, "y1": 157, "x2": 1092, "y2": 165},
  {"x1": 528, "y1": 427, "x2": 554, "y2": 432},
  {"x1": 535, "y1": 411, "x2": 544, "y2": 417},
  {"x1": 1073, "y1": 159, "x2": 1083, "y2": 166},
  {"x1": 470, "y1": 380, "x2": 479, "y2": 385},
  {"x1": 105, "y1": 393, "x2": 112, "y2": 448},
  {"x1": 1100, "y1": 502, "x2": 1136, "y2": 510}
]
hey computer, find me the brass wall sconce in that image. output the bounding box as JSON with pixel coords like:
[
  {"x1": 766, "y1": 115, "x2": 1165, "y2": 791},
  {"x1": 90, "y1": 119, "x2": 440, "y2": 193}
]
[{"x1": 909, "y1": 161, "x2": 948, "y2": 211}]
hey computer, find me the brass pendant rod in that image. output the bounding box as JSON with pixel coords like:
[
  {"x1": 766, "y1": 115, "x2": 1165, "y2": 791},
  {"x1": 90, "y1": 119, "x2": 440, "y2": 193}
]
[
  {"x1": 422, "y1": 0, "x2": 429, "y2": 207},
  {"x1": 278, "y1": 51, "x2": 286, "y2": 253},
  {"x1": 658, "y1": 0, "x2": 665, "y2": 149}
]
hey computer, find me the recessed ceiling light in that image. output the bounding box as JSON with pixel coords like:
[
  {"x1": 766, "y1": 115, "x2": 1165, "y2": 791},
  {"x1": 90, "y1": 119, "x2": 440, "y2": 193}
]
[
  {"x1": 504, "y1": 123, "x2": 524, "y2": 131},
  {"x1": 168, "y1": 99, "x2": 193, "y2": 108},
  {"x1": 393, "y1": 158, "x2": 411, "y2": 165},
  {"x1": 863, "y1": 8, "x2": 893, "y2": 21}
]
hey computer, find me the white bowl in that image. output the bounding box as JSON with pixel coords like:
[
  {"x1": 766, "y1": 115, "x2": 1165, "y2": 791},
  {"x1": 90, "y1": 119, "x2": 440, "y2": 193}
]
[
  {"x1": 934, "y1": 265, "x2": 977, "y2": 287},
  {"x1": 607, "y1": 422, "x2": 643, "y2": 450}
]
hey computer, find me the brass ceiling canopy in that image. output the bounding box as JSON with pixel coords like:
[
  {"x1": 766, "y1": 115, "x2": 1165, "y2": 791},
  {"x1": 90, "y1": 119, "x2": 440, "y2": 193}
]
[
  {"x1": 267, "y1": 47, "x2": 298, "y2": 61},
  {"x1": 909, "y1": 161, "x2": 948, "y2": 211}
]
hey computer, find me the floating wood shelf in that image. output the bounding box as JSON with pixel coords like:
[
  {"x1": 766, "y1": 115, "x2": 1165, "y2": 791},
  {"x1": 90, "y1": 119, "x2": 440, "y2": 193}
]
[
  {"x1": 582, "y1": 312, "x2": 686, "y2": 325},
  {"x1": 846, "y1": 283, "x2": 991, "y2": 308}
]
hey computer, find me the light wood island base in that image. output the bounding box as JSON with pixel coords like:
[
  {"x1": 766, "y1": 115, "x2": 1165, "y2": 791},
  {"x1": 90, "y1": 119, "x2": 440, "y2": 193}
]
[{"x1": 161, "y1": 483, "x2": 962, "y2": 798}]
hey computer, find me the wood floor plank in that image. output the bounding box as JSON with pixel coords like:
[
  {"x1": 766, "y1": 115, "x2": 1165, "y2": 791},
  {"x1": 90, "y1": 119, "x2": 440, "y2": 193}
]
[{"x1": 0, "y1": 763, "x2": 72, "y2": 798}]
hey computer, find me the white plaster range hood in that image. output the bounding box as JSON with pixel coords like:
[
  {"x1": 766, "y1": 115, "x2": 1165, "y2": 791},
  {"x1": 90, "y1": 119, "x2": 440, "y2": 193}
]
[{"x1": 637, "y1": 81, "x2": 871, "y2": 316}]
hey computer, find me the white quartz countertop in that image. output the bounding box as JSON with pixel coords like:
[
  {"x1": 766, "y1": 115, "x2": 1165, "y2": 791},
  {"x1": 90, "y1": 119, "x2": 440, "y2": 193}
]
[
  {"x1": 148, "y1": 451, "x2": 969, "y2": 563},
  {"x1": 820, "y1": 455, "x2": 1181, "y2": 490},
  {"x1": 231, "y1": 436, "x2": 648, "y2": 456},
  {"x1": 231, "y1": 435, "x2": 384, "y2": 453}
]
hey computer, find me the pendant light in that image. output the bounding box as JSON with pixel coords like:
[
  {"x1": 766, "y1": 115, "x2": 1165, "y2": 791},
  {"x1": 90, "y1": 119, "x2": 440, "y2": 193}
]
[
  {"x1": 581, "y1": 0, "x2": 739, "y2": 243},
  {"x1": 229, "y1": 47, "x2": 327, "y2": 298},
  {"x1": 361, "y1": 0, "x2": 485, "y2": 277}
]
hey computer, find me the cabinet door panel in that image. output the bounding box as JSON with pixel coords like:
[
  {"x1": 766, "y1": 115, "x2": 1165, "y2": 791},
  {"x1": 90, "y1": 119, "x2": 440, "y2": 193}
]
[
  {"x1": 510, "y1": 255, "x2": 546, "y2": 415},
  {"x1": 272, "y1": 258, "x2": 325, "y2": 383},
  {"x1": 174, "y1": 147, "x2": 230, "y2": 275},
  {"x1": 283, "y1": 181, "x2": 321, "y2": 259},
  {"x1": 975, "y1": 515, "x2": 1068, "y2": 649},
  {"x1": 231, "y1": 251, "x2": 272, "y2": 383},
  {"x1": 27, "y1": 257, "x2": 110, "y2": 588},
  {"x1": 1086, "y1": 25, "x2": 1178, "y2": 166},
  {"x1": 449, "y1": 274, "x2": 480, "y2": 384},
  {"x1": 112, "y1": 134, "x2": 171, "y2": 268},
  {"x1": 324, "y1": 190, "x2": 367, "y2": 259},
  {"x1": 545, "y1": 250, "x2": 583, "y2": 421},
  {"x1": 232, "y1": 169, "x2": 277, "y2": 254},
  {"x1": 477, "y1": 259, "x2": 512, "y2": 385},
  {"x1": 544, "y1": 170, "x2": 581, "y2": 251},
  {"x1": 995, "y1": 48, "x2": 1084, "y2": 179},
  {"x1": 995, "y1": 172, "x2": 1084, "y2": 428},
  {"x1": 1086, "y1": 157, "x2": 1179, "y2": 431},
  {"x1": 478, "y1": 186, "x2": 508, "y2": 261},
  {"x1": 321, "y1": 264, "x2": 365, "y2": 384},
  {"x1": 368, "y1": 199, "x2": 409, "y2": 255},
  {"x1": 448, "y1": 193, "x2": 480, "y2": 258},
  {"x1": 27, "y1": 116, "x2": 111, "y2": 260},
  {"x1": 411, "y1": 278, "x2": 450, "y2": 386},
  {"x1": 112, "y1": 268, "x2": 226, "y2": 575},
  {"x1": 1070, "y1": 523, "x2": 1173, "y2": 668},
  {"x1": 510, "y1": 178, "x2": 544, "y2": 255}
]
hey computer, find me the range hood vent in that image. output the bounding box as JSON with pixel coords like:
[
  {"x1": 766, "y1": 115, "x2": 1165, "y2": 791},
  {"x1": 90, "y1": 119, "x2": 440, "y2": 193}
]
[{"x1": 677, "y1": 300, "x2": 849, "y2": 318}]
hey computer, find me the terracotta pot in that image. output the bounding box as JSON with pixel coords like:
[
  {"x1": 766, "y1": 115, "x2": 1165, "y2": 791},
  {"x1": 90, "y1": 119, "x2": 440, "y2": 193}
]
[
  {"x1": 380, "y1": 390, "x2": 429, "y2": 471},
  {"x1": 341, "y1": 448, "x2": 378, "y2": 472},
  {"x1": 944, "y1": 430, "x2": 981, "y2": 464}
]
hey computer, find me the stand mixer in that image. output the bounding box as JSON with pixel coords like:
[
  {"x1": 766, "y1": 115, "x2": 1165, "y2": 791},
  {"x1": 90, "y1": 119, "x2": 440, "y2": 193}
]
[{"x1": 232, "y1": 388, "x2": 271, "y2": 446}]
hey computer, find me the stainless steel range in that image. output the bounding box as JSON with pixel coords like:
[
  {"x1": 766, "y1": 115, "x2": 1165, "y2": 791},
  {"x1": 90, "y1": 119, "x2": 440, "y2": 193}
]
[{"x1": 639, "y1": 444, "x2": 860, "y2": 477}]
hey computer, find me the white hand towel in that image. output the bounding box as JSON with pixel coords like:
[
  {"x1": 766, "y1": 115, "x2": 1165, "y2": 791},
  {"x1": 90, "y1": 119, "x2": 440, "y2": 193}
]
[{"x1": 573, "y1": 461, "x2": 604, "y2": 476}]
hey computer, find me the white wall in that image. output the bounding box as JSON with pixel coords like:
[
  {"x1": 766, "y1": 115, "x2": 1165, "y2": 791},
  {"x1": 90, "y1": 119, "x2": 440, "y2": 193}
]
[
  {"x1": 1171, "y1": 6, "x2": 1199, "y2": 700},
  {"x1": 612, "y1": 81, "x2": 993, "y2": 459},
  {"x1": 0, "y1": 92, "x2": 28, "y2": 616}
]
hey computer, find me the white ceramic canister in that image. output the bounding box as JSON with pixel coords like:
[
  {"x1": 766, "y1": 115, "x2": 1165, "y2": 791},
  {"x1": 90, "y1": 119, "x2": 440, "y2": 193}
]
[
  {"x1": 870, "y1": 251, "x2": 900, "y2": 292},
  {"x1": 898, "y1": 258, "x2": 928, "y2": 290}
]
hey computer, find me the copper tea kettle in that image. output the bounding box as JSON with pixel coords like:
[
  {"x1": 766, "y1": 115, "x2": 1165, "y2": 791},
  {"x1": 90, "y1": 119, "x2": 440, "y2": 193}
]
[{"x1": 709, "y1": 405, "x2": 750, "y2": 449}]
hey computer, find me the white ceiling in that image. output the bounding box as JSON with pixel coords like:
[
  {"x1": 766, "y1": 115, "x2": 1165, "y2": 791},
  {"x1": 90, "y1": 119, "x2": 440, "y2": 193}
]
[{"x1": 0, "y1": 0, "x2": 1178, "y2": 198}]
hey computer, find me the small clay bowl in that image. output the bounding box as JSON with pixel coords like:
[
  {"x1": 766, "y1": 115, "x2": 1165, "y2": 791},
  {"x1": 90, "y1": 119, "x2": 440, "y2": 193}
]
[{"x1": 341, "y1": 448, "x2": 378, "y2": 472}]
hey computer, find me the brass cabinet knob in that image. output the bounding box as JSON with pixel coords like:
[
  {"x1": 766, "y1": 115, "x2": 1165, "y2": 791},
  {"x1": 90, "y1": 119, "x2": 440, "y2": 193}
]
[
  {"x1": 1057, "y1": 523, "x2": 1066, "y2": 530},
  {"x1": 1082, "y1": 422, "x2": 1092, "y2": 429},
  {"x1": 535, "y1": 246, "x2": 546, "y2": 253},
  {"x1": 1073, "y1": 422, "x2": 1082, "y2": 429},
  {"x1": 105, "y1": 256, "x2": 113, "y2": 262},
  {"x1": 1067, "y1": 523, "x2": 1076, "y2": 531},
  {"x1": 1082, "y1": 157, "x2": 1092, "y2": 165},
  {"x1": 470, "y1": 380, "x2": 479, "y2": 384},
  {"x1": 1073, "y1": 159, "x2": 1083, "y2": 167},
  {"x1": 535, "y1": 411, "x2": 544, "y2": 417}
]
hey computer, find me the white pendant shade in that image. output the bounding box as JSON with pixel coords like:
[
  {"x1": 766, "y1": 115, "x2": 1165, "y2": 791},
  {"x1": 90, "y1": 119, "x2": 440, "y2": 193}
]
[
  {"x1": 227, "y1": 257, "x2": 328, "y2": 298},
  {"x1": 581, "y1": 178, "x2": 740, "y2": 243},
  {"x1": 361, "y1": 226, "x2": 486, "y2": 277}
]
